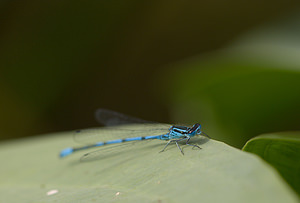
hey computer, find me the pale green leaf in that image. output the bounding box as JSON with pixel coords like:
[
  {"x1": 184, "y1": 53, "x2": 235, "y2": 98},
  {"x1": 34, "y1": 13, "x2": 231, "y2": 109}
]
[{"x1": 0, "y1": 124, "x2": 298, "y2": 202}]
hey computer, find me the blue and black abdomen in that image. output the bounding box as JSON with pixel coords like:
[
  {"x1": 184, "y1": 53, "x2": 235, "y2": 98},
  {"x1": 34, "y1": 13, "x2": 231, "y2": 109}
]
[{"x1": 60, "y1": 134, "x2": 166, "y2": 158}]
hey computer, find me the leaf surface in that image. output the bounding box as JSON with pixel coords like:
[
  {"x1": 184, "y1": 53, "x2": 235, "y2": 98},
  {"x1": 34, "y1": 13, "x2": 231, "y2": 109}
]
[{"x1": 0, "y1": 124, "x2": 298, "y2": 202}]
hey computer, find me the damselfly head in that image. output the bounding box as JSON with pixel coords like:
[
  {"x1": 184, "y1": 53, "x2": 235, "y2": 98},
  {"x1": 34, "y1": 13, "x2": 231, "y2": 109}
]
[
  {"x1": 196, "y1": 129, "x2": 202, "y2": 135},
  {"x1": 188, "y1": 123, "x2": 202, "y2": 134}
]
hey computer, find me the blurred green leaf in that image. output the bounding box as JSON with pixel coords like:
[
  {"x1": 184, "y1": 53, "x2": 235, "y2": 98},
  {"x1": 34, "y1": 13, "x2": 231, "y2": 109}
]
[
  {"x1": 242, "y1": 131, "x2": 300, "y2": 196},
  {"x1": 159, "y1": 13, "x2": 300, "y2": 148},
  {"x1": 0, "y1": 124, "x2": 298, "y2": 202},
  {"x1": 160, "y1": 65, "x2": 300, "y2": 148}
]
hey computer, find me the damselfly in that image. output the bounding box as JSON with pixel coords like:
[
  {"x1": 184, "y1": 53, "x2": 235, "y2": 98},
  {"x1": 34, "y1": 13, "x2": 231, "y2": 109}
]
[{"x1": 60, "y1": 109, "x2": 210, "y2": 158}]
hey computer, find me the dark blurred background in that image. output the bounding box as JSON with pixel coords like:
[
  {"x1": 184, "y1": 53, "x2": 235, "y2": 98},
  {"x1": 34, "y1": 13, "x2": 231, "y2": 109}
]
[{"x1": 1, "y1": 1, "x2": 300, "y2": 148}]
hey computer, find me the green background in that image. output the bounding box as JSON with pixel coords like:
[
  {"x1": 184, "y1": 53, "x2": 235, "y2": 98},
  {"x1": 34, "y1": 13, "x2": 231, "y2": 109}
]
[
  {"x1": 1, "y1": 1, "x2": 300, "y2": 143},
  {"x1": 1, "y1": 1, "x2": 300, "y2": 202}
]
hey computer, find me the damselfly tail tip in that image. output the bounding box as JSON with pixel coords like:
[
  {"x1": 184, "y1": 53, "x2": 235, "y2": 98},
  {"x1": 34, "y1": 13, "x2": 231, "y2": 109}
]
[{"x1": 60, "y1": 147, "x2": 73, "y2": 158}]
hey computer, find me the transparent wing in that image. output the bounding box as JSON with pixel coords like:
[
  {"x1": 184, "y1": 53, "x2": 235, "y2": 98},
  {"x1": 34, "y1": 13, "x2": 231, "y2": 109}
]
[
  {"x1": 79, "y1": 139, "x2": 154, "y2": 162},
  {"x1": 95, "y1": 109, "x2": 154, "y2": 126},
  {"x1": 79, "y1": 135, "x2": 209, "y2": 162},
  {"x1": 73, "y1": 124, "x2": 170, "y2": 144}
]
